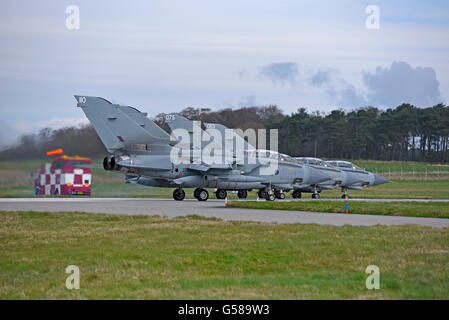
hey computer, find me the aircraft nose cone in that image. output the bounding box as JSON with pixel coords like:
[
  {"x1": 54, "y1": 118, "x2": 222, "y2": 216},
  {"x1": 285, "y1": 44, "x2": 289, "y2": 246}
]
[
  {"x1": 373, "y1": 174, "x2": 389, "y2": 186},
  {"x1": 308, "y1": 166, "x2": 331, "y2": 185}
]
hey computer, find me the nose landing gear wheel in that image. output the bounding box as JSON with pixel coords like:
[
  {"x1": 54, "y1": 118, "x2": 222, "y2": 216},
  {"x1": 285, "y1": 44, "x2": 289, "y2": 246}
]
[
  {"x1": 215, "y1": 189, "x2": 227, "y2": 199},
  {"x1": 341, "y1": 194, "x2": 349, "y2": 199},
  {"x1": 265, "y1": 193, "x2": 276, "y2": 201},
  {"x1": 173, "y1": 189, "x2": 185, "y2": 201},
  {"x1": 312, "y1": 193, "x2": 320, "y2": 199},
  {"x1": 196, "y1": 188, "x2": 209, "y2": 201},
  {"x1": 237, "y1": 190, "x2": 248, "y2": 199}
]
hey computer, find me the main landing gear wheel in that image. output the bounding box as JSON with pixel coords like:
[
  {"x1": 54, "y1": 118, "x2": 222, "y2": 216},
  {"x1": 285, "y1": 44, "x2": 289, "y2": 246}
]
[
  {"x1": 215, "y1": 189, "x2": 227, "y2": 199},
  {"x1": 312, "y1": 193, "x2": 320, "y2": 199},
  {"x1": 258, "y1": 190, "x2": 267, "y2": 199},
  {"x1": 275, "y1": 191, "x2": 285, "y2": 199},
  {"x1": 237, "y1": 190, "x2": 248, "y2": 199},
  {"x1": 341, "y1": 194, "x2": 349, "y2": 199},
  {"x1": 173, "y1": 189, "x2": 185, "y2": 201},
  {"x1": 265, "y1": 193, "x2": 276, "y2": 201},
  {"x1": 292, "y1": 190, "x2": 302, "y2": 199},
  {"x1": 196, "y1": 188, "x2": 209, "y2": 201},
  {"x1": 194, "y1": 188, "x2": 201, "y2": 198}
]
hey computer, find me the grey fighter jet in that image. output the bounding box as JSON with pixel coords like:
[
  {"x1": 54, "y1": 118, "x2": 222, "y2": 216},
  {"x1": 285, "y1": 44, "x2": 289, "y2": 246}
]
[
  {"x1": 294, "y1": 157, "x2": 388, "y2": 199},
  {"x1": 200, "y1": 124, "x2": 387, "y2": 200},
  {"x1": 74, "y1": 95, "x2": 329, "y2": 201},
  {"x1": 164, "y1": 116, "x2": 330, "y2": 200},
  {"x1": 294, "y1": 157, "x2": 365, "y2": 199},
  {"x1": 324, "y1": 160, "x2": 389, "y2": 198}
]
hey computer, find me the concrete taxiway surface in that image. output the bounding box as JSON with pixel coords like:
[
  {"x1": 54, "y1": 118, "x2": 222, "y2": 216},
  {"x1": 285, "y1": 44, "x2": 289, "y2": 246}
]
[{"x1": 1, "y1": 198, "x2": 448, "y2": 228}]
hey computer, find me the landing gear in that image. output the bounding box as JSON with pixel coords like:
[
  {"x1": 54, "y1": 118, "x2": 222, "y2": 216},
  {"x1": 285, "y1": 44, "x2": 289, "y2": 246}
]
[
  {"x1": 215, "y1": 189, "x2": 227, "y2": 199},
  {"x1": 311, "y1": 193, "x2": 320, "y2": 199},
  {"x1": 237, "y1": 190, "x2": 248, "y2": 199},
  {"x1": 195, "y1": 188, "x2": 209, "y2": 201},
  {"x1": 173, "y1": 188, "x2": 185, "y2": 201},
  {"x1": 341, "y1": 187, "x2": 349, "y2": 199},
  {"x1": 194, "y1": 188, "x2": 201, "y2": 198},
  {"x1": 275, "y1": 190, "x2": 285, "y2": 199},
  {"x1": 265, "y1": 193, "x2": 276, "y2": 201},
  {"x1": 292, "y1": 190, "x2": 302, "y2": 199},
  {"x1": 258, "y1": 189, "x2": 267, "y2": 199}
]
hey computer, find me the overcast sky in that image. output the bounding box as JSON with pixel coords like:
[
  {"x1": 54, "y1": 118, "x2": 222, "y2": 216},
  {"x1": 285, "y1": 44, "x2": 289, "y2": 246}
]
[{"x1": 1, "y1": 0, "x2": 448, "y2": 146}]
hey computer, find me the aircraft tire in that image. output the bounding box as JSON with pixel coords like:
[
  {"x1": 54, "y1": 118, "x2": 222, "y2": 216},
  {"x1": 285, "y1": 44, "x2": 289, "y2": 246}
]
[
  {"x1": 103, "y1": 157, "x2": 111, "y2": 170},
  {"x1": 341, "y1": 194, "x2": 349, "y2": 199},
  {"x1": 258, "y1": 190, "x2": 267, "y2": 199},
  {"x1": 194, "y1": 188, "x2": 201, "y2": 199},
  {"x1": 312, "y1": 193, "x2": 320, "y2": 199},
  {"x1": 275, "y1": 191, "x2": 285, "y2": 199},
  {"x1": 197, "y1": 189, "x2": 209, "y2": 201},
  {"x1": 216, "y1": 189, "x2": 227, "y2": 199},
  {"x1": 237, "y1": 190, "x2": 248, "y2": 199},
  {"x1": 173, "y1": 189, "x2": 185, "y2": 201},
  {"x1": 265, "y1": 193, "x2": 276, "y2": 201},
  {"x1": 292, "y1": 190, "x2": 302, "y2": 199}
]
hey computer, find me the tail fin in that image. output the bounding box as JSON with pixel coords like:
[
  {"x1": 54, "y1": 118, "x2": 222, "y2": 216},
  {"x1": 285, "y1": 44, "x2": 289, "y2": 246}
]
[
  {"x1": 205, "y1": 123, "x2": 256, "y2": 150},
  {"x1": 164, "y1": 113, "x2": 196, "y2": 133},
  {"x1": 74, "y1": 95, "x2": 170, "y2": 154}
]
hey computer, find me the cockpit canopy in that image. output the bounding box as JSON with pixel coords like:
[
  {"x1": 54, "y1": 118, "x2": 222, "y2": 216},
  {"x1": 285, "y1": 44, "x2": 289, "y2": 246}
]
[
  {"x1": 325, "y1": 160, "x2": 363, "y2": 170},
  {"x1": 245, "y1": 150, "x2": 296, "y2": 163},
  {"x1": 295, "y1": 157, "x2": 325, "y2": 166}
]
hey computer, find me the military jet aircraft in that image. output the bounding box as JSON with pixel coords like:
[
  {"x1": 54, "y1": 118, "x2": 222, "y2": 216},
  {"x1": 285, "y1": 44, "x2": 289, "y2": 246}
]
[
  {"x1": 294, "y1": 157, "x2": 364, "y2": 199},
  {"x1": 323, "y1": 160, "x2": 388, "y2": 198},
  {"x1": 165, "y1": 114, "x2": 330, "y2": 199},
  {"x1": 74, "y1": 95, "x2": 329, "y2": 201},
  {"x1": 294, "y1": 157, "x2": 388, "y2": 199},
  {"x1": 198, "y1": 124, "x2": 388, "y2": 199}
]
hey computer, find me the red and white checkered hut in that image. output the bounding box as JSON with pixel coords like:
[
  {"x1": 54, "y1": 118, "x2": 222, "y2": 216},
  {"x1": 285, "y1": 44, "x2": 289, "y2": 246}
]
[{"x1": 34, "y1": 155, "x2": 92, "y2": 196}]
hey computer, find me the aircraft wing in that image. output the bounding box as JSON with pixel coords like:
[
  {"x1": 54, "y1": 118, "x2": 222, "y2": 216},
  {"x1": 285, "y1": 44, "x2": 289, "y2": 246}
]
[
  {"x1": 218, "y1": 175, "x2": 266, "y2": 183},
  {"x1": 186, "y1": 163, "x2": 233, "y2": 172}
]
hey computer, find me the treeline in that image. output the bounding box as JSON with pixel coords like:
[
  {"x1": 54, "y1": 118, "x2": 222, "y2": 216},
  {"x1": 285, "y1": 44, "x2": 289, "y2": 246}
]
[
  {"x1": 267, "y1": 103, "x2": 449, "y2": 163},
  {"x1": 1, "y1": 103, "x2": 448, "y2": 163},
  {"x1": 0, "y1": 125, "x2": 107, "y2": 160}
]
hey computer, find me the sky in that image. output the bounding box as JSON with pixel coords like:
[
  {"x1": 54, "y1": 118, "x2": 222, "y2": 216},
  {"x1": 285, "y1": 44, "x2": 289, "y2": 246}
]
[{"x1": 0, "y1": 0, "x2": 448, "y2": 146}]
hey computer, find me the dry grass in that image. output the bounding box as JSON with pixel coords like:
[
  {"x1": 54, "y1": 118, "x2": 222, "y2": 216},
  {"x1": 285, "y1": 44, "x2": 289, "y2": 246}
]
[{"x1": 1, "y1": 211, "x2": 448, "y2": 299}]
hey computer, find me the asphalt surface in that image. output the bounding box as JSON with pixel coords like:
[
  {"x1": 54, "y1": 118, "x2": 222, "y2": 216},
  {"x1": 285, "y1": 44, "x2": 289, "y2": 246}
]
[{"x1": 1, "y1": 198, "x2": 448, "y2": 228}]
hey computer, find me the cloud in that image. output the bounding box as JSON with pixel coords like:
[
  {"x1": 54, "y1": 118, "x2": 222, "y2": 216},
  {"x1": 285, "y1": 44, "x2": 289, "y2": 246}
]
[
  {"x1": 308, "y1": 70, "x2": 332, "y2": 87},
  {"x1": 362, "y1": 61, "x2": 442, "y2": 107},
  {"x1": 308, "y1": 69, "x2": 367, "y2": 107},
  {"x1": 221, "y1": 95, "x2": 258, "y2": 109},
  {"x1": 259, "y1": 62, "x2": 298, "y2": 85},
  {"x1": 337, "y1": 83, "x2": 367, "y2": 107}
]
